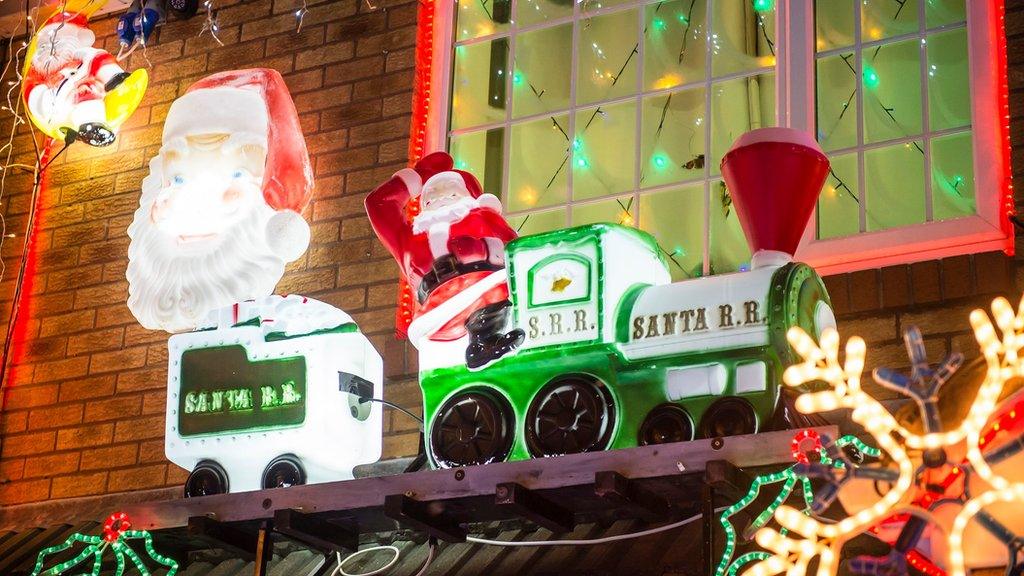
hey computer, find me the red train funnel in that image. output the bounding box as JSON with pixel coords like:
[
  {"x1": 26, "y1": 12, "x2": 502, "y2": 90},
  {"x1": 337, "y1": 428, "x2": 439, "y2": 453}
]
[{"x1": 720, "y1": 128, "x2": 830, "y2": 258}]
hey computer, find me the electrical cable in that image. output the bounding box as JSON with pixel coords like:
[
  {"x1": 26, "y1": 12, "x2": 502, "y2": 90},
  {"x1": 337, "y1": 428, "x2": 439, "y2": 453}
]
[
  {"x1": 465, "y1": 507, "x2": 725, "y2": 547},
  {"x1": 413, "y1": 540, "x2": 436, "y2": 576},
  {"x1": 333, "y1": 545, "x2": 400, "y2": 576}
]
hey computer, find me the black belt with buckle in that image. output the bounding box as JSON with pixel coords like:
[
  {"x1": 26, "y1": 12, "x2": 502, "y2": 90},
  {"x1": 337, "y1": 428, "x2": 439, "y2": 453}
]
[{"x1": 417, "y1": 255, "x2": 502, "y2": 303}]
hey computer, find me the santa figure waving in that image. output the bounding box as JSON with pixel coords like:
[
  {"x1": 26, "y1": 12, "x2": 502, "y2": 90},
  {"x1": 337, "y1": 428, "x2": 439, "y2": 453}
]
[{"x1": 366, "y1": 152, "x2": 525, "y2": 369}]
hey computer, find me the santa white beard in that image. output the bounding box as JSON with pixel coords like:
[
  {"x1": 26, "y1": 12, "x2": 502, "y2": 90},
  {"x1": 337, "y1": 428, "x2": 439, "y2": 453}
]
[
  {"x1": 411, "y1": 194, "x2": 501, "y2": 257},
  {"x1": 126, "y1": 158, "x2": 285, "y2": 333}
]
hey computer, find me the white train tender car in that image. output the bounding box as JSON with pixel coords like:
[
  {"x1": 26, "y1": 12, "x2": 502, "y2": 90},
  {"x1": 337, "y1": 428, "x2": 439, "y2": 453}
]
[{"x1": 165, "y1": 294, "x2": 383, "y2": 496}]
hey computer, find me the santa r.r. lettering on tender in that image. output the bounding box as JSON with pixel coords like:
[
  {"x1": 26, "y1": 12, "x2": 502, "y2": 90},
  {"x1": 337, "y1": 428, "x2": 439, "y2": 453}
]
[
  {"x1": 366, "y1": 152, "x2": 525, "y2": 369},
  {"x1": 22, "y1": 9, "x2": 147, "y2": 146},
  {"x1": 126, "y1": 68, "x2": 313, "y2": 333}
]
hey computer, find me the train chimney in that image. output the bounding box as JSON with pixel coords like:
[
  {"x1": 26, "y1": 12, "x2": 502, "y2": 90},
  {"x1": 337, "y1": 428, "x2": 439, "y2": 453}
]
[{"x1": 720, "y1": 128, "x2": 830, "y2": 269}]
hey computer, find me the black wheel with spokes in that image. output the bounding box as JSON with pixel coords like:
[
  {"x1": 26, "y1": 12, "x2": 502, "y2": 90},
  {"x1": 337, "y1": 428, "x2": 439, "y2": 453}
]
[
  {"x1": 184, "y1": 460, "x2": 229, "y2": 497},
  {"x1": 262, "y1": 455, "x2": 306, "y2": 489},
  {"x1": 699, "y1": 397, "x2": 758, "y2": 439},
  {"x1": 430, "y1": 390, "x2": 514, "y2": 468},
  {"x1": 639, "y1": 404, "x2": 694, "y2": 446},
  {"x1": 525, "y1": 376, "x2": 614, "y2": 457}
]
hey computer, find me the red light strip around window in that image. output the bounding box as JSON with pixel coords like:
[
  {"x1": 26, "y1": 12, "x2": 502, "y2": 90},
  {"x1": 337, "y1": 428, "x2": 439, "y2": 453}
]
[
  {"x1": 995, "y1": 0, "x2": 1014, "y2": 246},
  {"x1": 395, "y1": 0, "x2": 436, "y2": 339}
]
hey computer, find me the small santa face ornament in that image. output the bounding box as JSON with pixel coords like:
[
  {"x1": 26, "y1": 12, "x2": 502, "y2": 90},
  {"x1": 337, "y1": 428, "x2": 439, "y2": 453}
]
[{"x1": 126, "y1": 69, "x2": 314, "y2": 333}]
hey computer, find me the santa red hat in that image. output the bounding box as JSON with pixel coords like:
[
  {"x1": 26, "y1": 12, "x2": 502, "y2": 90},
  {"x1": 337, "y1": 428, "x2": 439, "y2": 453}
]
[
  {"x1": 402, "y1": 151, "x2": 502, "y2": 213},
  {"x1": 162, "y1": 68, "x2": 314, "y2": 262}
]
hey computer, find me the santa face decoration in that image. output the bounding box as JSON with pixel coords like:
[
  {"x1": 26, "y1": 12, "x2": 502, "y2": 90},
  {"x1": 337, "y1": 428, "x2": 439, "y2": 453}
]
[
  {"x1": 127, "y1": 69, "x2": 313, "y2": 333},
  {"x1": 22, "y1": 9, "x2": 148, "y2": 146}
]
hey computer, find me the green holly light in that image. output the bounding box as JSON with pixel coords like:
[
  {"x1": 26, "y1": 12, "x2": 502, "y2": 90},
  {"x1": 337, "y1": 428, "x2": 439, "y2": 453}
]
[
  {"x1": 31, "y1": 513, "x2": 178, "y2": 576},
  {"x1": 863, "y1": 66, "x2": 880, "y2": 89}
]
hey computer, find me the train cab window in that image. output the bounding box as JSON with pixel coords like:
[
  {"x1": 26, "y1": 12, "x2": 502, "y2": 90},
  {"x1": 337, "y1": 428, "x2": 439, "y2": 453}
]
[
  {"x1": 665, "y1": 364, "x2": 727, "y2": 400},
  {"x1": 735, "y1": 361, "x2": 767, "y2": 394},
  {"x1": 433, "y1": 0, "x2": 1009, "y2": 277}
]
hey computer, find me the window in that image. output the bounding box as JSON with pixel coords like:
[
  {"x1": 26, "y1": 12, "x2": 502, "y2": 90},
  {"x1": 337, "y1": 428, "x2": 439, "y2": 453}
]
[{"x1": 430, "y1": 0, "x2": 1011, "y2": 277}]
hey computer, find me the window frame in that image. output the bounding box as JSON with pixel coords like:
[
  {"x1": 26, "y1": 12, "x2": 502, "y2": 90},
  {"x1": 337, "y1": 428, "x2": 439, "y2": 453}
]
[{"x1": 426, "y1": 0, "x2": 1012, "y2": 277}]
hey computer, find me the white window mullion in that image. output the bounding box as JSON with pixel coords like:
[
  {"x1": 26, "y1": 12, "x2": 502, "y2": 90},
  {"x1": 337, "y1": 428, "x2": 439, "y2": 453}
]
[
  {"x1": 853, "y1": 1, "x2": 867, "y2": 234},
  {"x1": 702, "y1": 0, "x2": 713, "y2": 276},
  {"x1": 919, "y1": 0, "x2": 934, "y2": 223}
]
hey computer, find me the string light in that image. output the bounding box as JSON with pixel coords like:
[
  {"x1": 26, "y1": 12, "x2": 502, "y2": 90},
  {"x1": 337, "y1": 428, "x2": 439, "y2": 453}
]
[
  {"x1": 747, "y1": 296, "x2": 1024, "y2": 576},
  {"x1": 295, "y1": 0, "x2": 308, "y2": 33},
  {"x1": 198, "y1": 0, "x2": 224, "y2": 46},
  {"x1": 30, "y1": 512, "x2": 178, "y2": 576}
]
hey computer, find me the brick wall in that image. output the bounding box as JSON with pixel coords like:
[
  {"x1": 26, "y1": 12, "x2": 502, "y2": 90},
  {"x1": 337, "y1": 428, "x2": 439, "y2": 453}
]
[
  {"x1": 0, "y1": 0, "x2": 427, "y2": 506},
  {"x1": 0, "y1": 1, "x2": 1021, "y2": 509}
]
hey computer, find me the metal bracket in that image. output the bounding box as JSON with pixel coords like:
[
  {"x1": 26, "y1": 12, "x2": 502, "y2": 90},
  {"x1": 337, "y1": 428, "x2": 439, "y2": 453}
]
[
  {"x1": 383, "y1": 494, "x2": 466, "y2": 542},
  {"x1": 495, "y1": 482, "x2": 575, "y2": 532},
  {"x1": 187, "y1": 516, "x2": 257, "y2": 559},
  {"x1": 273, "y1": 509, "x2": 359, "y2": 553},
  {"x1": 594, "y1": 471, "x2": 672, "y2": 522},
  {"x1": 705, "y1": 459, "x2": 753, "y2": 500}
]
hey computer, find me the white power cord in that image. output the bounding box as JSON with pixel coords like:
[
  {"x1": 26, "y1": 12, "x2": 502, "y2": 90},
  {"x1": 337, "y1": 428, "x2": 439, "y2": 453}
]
[
  {"x1": 333, "y1": 545, "x2": 400, "y2": 576},
  {"x1": 465, "y1": 507, "x2": 725, "y2": 547},
  {"x1": 333, "y1": 508, "x2": 720, "y2": 574}
]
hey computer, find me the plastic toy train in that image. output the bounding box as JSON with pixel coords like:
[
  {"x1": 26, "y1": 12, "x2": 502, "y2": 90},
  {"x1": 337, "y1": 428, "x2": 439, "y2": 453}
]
[
  {"x1": 416, "y1": 128, "x2": 836, "y2": 468},
  {"x1": 165, "y1": 295, "x2": 383, "y2": 496}
]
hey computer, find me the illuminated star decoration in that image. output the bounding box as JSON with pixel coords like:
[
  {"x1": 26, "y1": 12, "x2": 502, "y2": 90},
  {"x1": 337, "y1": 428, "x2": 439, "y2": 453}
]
[
  {"x1": 30, "y1": 511, "x2": 178, "y2": 576},
  {"x1": 716, "y1": 430, "x2": 881, "y2": 576},
  {"x1": 744, "y1": 296, "x2": 1024, "y2": 576}
]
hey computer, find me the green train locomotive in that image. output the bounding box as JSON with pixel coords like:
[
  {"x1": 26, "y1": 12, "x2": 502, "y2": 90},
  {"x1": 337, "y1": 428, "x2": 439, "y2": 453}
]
[
  {"x1": 419, "y1": 224, "x2": 834, "y2": 468},
  {"x1": 415, "y1": 129, "x2": 836, "y2": 469}
]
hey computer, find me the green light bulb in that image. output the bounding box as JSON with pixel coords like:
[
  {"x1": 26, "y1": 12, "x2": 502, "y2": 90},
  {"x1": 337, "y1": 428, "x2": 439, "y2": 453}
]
[
  {"x1": 653, "y1": 17, "x2": 666, "y2": 30},
  {"x1": 576, "y1": 157, "x2": 589, "y2": 168},
  {"x1": 753, "y1": 0, "x2": 773, "y2": 12},
  {"x1": 863, "y1": 66, "x2": 880, "y2": 88}
]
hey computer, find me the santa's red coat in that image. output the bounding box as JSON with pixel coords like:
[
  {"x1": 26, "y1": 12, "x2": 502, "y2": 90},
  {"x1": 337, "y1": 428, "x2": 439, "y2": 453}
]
[{"x1": 366, "y1": 170, "x2": 517, "y2": 340}]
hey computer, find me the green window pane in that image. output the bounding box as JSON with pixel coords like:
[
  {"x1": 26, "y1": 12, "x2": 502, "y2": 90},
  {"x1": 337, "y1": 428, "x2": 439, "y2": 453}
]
[
  {"x1": 571, "y1": 195, "x2": 636, "y2": 227},
  {"x1": 863, "y1": 39, "x2": 921, "y2": 144},
  {"x1": 577, "y1": 9, "x2": 639, "y2": 106},
  {"x1": 639, "y1": 185, "x2": 703, "y2": 280},
  {"x1": 508, "y1": 114, "x2": 570, "y2": 212},
  {"x1": 710, "y1": 73, "x2": 775, "y2": 176},
  {"x1": 508, "y1": 207, "x2": 566, "y2": 236},
  {"x1": 450, "y1": 128, "x2": 505, "y2": 196},
  {"x1": 643, "y1": 0, "x2": 707, "y2": 91},
  {"x1": 579, "y1": 0, "x2": 631, "y2": 13},
  {"x1": 865, "y1": 142, "x2": 925, "y2": 231},
  {"x1": 455, "y1": 0, "x2": 510, "y2": 42},
  {"x1": 816, "y1": 52, "x2": 858, "y2": 151},
  {"x1": 817, "y1": 153, "x2": 861, "y2": 239},
  {"x1": 640, "y1": 87, "x2": 706, "y2": 188},
  {"x1": 928, "y1": 28, "x2": 971, "y2": 131},
  {"x1": 451, "y1": 40, "x2": 509, "y2": 130},
  {"x1": 926, "y1": 0, "x2": 966, "y2": 28},
  {"x1": 709, "y1": 180, "x2": 751, "y2": 274},
  {"x1": 516, "y1": 0, "x2": 572, "y2": 28},
  {"x1": 861, "y1": 0, "x2": 918, "y2": 42},
  {"x1": 513, "y1": 24, "x2": 572, "y2": 119},
  {"x1": 573, "y1": 101, "x2": 636, "y2": 200},
  {"x1": 931, "y1": 131, "x2": 975, "y2": 221},
  {"x1": 711, "y1": 0, "x2": 777, "y2": 78},
  {"x1": 815, "y1": 0, "x2": 855, "y2": 52}
]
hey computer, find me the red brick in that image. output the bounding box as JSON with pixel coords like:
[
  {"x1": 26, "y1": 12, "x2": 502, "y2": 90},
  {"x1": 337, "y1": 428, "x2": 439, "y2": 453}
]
[
  {"x1": 1, "y1": 431, "x2": 56, "y2": 457},
  {"x1": 975, "y1": 251, "x2": 1012, "y2": 295},
  {"x1": 81, "y1": 444, "x2": 138, "y2": 471},
  {"x1": 117, "y1": 368, "x2": 167, "y2": 393},
  {"x1": 941, "y1": 255, "x2": 974, "y2": 300},
  {"x1": 879, "y1": 265, "x2": 910, "y2": 309},
  {"x1": 59, "y1": 375, "x2": 117, "y2": 402},
  {"x1": 910, "y1": 260, "x2": 942, "y2": 304},
  {"x1": 113, "y1": 415, "x2": 165, "y2": 443},
  {"x1": 4, "y1": 384, "x2": 59, "y2": 409},
  {"x1": 84, "y1": 395, "x2": 143, "y2": 423},
  {"x1": 23, "y1": 452, "x2": 80, "y2": 479},
  {"x1": 50, "y1": 471, "x2": 108, "y2": 499},
  {"x1": 27, "y1": 404, "x2": 84, "y2": 430},
  {"x1": 108, "y1": 464, "x2": 167, "y2": 492},
  {"x1": 55, "y1": 423, "x2": 115, "y2": 451},
  {"x1": 0, "y1": 478, "x2": 51, "y2": 505},
  {"x1": 89, "y1": 346, "x2": 148, "y2": 374}
]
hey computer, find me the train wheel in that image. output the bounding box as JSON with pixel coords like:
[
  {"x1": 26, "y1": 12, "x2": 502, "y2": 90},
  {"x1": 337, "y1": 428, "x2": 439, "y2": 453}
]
[
  {"x1": 262, "y1": 455, "x2": 306, "y2": 489},
  {"x1": 699, "y1": 398, "x2": 758, "y2": 439},
  {"x1": 639, "y1": 404, "x2": 694, "y2": 445},
  {"x1": 526, "y1": 376, "x2": 614, "y2": 457},
  {"x1": 430, "y1": 390, "x2": 514, "y2": 468},
  {"x1": 184, "y1": 460, "x2": 229, "y2": 497}
]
